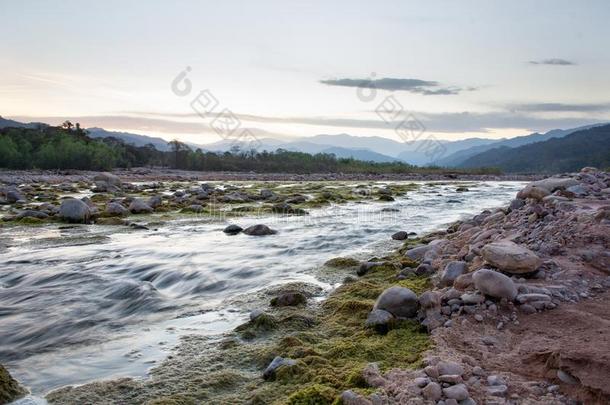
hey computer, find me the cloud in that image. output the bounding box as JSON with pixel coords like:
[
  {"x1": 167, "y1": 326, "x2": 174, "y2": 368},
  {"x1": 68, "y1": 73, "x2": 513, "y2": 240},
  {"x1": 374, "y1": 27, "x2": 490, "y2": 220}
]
[
  {"x1": 319, "y1": 77, "x2": 472, "y2": 95},
  {"x1": 528, "y1": 58, "x2": 576, "y2": 66},
  {"x1": 508, "y1": 102, "x2": 610, "y2": 113}
]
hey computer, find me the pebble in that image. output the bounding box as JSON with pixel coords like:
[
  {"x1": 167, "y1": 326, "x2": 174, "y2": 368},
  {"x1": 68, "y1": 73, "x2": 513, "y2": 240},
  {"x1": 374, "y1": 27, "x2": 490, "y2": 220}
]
[
  {"x1": 472, "y1": 366, "x2": 486, "y2": 376},
  {"x1": 487, "y1": 384, "x2": 508, "y2": 397},
  {"x1": 547, "y1": 384, "x2": 560, "y2": 393},
  {"x1": 474, "y1": 314, "x2": 484, "y2": 322},
  {"x1": 414, "y1": 377, "x2": 430, "y2": 387},
  {"x1": 487, "y1": 375, "x2": 506, "y2": 386},
  {"x1": 557, "y1": 369, "x2": 579, "y2": 385}
]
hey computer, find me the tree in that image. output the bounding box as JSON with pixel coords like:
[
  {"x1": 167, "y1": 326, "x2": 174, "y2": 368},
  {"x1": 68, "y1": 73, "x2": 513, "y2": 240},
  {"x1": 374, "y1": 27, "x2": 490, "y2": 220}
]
[{"x1": 62, "y1": 120, "x2": 74, "y2": 130}]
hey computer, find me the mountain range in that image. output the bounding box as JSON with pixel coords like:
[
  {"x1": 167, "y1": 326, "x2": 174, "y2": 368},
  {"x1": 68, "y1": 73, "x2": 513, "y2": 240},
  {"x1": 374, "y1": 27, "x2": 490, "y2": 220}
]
[
  {"x1": 458, "y1": 124, "x2": 610, "y2": 173},
  {"x1": 1, "y1": 116, "x2": 607, "y2": 171}
]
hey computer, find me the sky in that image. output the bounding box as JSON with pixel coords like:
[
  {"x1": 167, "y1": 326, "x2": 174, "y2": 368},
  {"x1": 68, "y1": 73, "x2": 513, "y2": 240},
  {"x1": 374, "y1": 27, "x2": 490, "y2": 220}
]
[{"x1": 2, "y1": 0, "x2": 610, "y2": 145}]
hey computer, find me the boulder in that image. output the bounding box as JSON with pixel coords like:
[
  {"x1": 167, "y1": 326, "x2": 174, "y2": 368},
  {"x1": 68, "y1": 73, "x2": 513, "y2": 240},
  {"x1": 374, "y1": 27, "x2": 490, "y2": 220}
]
[
  {"x1": 473, "y1": 269, "x2": 518, "y2": 300},
  {"x1": 58, "y1": 198, "x2": 91, "y2": 223},
  {"x1": 0, "y1": 364, "x2": 26, "y2": 403},
  {"x1": 419, "y1": 291, "x2": 441, "y2": 309},
  {"x1": 391, "y1": 231, "x2": 409, "y2": 240},
  {"x1": 481, "y1": 240, "x2": 542, "y2": 274},
  {"x1": 243, "y1": 224, "x2": 277, "y2": 236},
  {"x1": 422, "y1": 382, "x2": 442, "y2": 401},
  {"x1": 405, "y1": 245, "x2": 430, "y2": 261},
  {"x1": 220, "y1": 192, "x2": 251, "y2": 203},
  {"x1": 260, "y1": 189, "x2": 276, "y2": 199},
  {"x1": 147, "y1": 195, "x2": 163, "y2": 208},
  {"x1": 509, "y1": 198, "x2": 525, "y2": 211},
  {"x1": 566, "y1": 184, "x2": 588, "y2": 196},
  {"x1": 405, "y1": 240, "x2": 448, "y2": 261},
  {"x1": 443, "y1": 384, "x2": 469, "y2": 401},
  {"x1": 263, "y1": 356, "x2": 297, "y2": 380},
  {"x1": 16, "y1": 210, "x2": 48, "y2": 220},
  {"x1": 340, "y1": 390, "x2": 372, "y2": 405},
  {"x1": 271, "y1": 203, "x2": 307, "y2": 215},
  {"x1": 3, "y1": 188, "x2": 25, "y2": 203},
  {"x1": 270, "y1": 292, "x2": 306, "y2": 307},
  {"x1": 530, "y1": 177, "x2": 578, "y2": 192},
  {"x1": 373, "y1": 286, "x2": 419, "y2": 318},
  {"x1": 129, "y1": 199, "x2": 154, "y2": 214},
  {"x1": 440, "y1": 261, "x2": 468, "y2": 287},
  {"x1": 105, "y1": 202, "x2": 129, "y2": 217},
  {"x1": 437, "y1": 361, "x2": 464, "y2": 376},
  {"x1": 93, "y1": 172, "x2": 122, "y2": 192},
  {"x1": 223, "y1": 224, "x2": 243, "y2": 235},
  {"x1": 93, "y1": 172, "x2": 121, "y2": 187},
  {"x1": 517, "y1": 185, "x2": 550, "y2": 200},
  {"x1": 365, "y1": 309, "x2": 395, "y2": 334},
  {"x1": 453, "y1": 273, "x2": 474, "y2": 290}
]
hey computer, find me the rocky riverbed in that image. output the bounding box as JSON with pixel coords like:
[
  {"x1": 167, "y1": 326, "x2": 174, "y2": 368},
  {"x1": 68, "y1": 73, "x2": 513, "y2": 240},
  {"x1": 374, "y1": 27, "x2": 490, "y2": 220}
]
[{"x1": 0, "y1": 168, "x2": 608, "y2": 404}]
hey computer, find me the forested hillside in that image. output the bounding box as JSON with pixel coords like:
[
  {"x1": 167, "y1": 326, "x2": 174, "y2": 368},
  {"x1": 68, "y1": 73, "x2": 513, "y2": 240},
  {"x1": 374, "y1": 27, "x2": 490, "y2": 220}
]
[
  {"x1": 459, "y1": 124, "x2": 610, "y2": 173},
  {"x1": 0, "y1": 124, "x2": 499, "y2": 174}
]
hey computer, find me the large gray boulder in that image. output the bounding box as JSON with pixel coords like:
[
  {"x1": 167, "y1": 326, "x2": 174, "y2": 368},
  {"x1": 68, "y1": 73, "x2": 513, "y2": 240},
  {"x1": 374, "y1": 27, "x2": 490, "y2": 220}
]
[
  {"x1": 243, "y1": 224, "x2": 277, "y2": 236},
  {"x1": 405, "y1": 240, "x2": 447, "y2": 262},
  {"x1": 59, "y1": 198, "x2": 91, "y2": 223},
  {"x1": 93, "y1": 172, "x2": 122, "y2": 192},
  {"x1": 105, "y1": 202, "x2": 129, "y2": 217},
  {"x1": 530, "y1": 177, "x2": 578, "y2": 192},
  {"x1": 129, "y1": 198, "x2": 153, "y2": 214},
  {"x1": 473, "y1": 269, "x2": 518, "y2": 300},
  {"x1": 365, "y1": 309, "x2": 395, "y2": 333},
  {"x1": 3, "y1": 187, "x2": 25, "y2": 203},
  {"x1": 147, "y1": 195, "x2": 163, "y2": 208},
  {"x1": 0, "y1": 364, "x2": 26, "y2": 403},
  {"x1": 517, "y1": 185, "x2": 550, "y2": 201},
  {"x1": 93, "y1": 172, "x2": 122, "y2": 187},
  {"x1": 440, "y1": 261, "x2": 468, "y2": 287},
  {"x1": 373, "y1": 286, "x2": 419, "y2": 318},
  {"x1": 481, "y1": 240, "x2": 542, "y2": 274}
]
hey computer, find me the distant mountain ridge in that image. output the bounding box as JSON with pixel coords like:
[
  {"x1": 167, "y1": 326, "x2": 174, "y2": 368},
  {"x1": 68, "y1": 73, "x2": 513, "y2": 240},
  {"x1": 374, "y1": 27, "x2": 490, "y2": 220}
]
[
  {"x1": 1, "y1": 116, "x2": 607, "y2": 167},
  {"x1": 435, "y1": 123, "x2": 604, "y2": 167},
  {"x1": 87, "y1": 127, "x2": 173, "y2": 151},
  {"x1": 459, "y1": 124, "x2": 610, "y2": 173},
  {"x1": 0, "y1": 116, "x2": 48, "y2": 130}
]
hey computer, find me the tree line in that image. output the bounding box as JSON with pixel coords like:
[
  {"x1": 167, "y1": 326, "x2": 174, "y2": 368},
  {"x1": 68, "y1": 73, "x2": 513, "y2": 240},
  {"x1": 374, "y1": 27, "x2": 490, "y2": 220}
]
[{"x1": 0, "y1": 124, "x2": 500, "y2": 174}]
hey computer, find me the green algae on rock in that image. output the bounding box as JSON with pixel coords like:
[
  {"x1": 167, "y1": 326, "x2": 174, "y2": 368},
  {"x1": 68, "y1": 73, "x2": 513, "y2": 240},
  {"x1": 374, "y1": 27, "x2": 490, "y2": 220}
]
[
  {"x1": 0, "y1": 364, "x2": 26, "y2": 404},
  {"x1": 324, "y1": 257, "x2": 360, "y2": 268}
]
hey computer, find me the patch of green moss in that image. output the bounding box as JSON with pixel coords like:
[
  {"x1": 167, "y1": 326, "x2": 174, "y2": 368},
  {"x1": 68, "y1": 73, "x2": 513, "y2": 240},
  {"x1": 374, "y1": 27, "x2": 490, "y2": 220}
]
[
  {"x1": 324, "y1": 257, "x2": 360, "y2": 268},
  {"x1": 17, "y1": 217, "x2": 44, "y2": 225},
  {"x1": 287, "y1": 384, "x2": 338, "y2": 405},
  {"x1": 246, "y1": 259, "x2": 431, "y2": 404},
  {"x1": 236, "y1": 313, "x2": 278, "y2": 339},
  {"x1": 145, "y1": 395, "x2": 197, "y2": 405}
]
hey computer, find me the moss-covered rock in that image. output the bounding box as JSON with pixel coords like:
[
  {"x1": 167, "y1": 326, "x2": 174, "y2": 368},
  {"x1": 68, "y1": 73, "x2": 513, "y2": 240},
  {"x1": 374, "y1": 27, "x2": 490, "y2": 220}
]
[
  {"x1": 0, "y1": 364, "x2": 26, "y2": 404},
  {"x1": 324, "y1": 257, "x2": 360, "y2": 268}
]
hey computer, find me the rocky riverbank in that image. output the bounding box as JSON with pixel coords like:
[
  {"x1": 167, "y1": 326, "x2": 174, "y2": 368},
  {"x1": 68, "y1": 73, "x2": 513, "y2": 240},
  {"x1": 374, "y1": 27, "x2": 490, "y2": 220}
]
[
  {"x1": 2, "y1": 168, "x2": 608, "y2": 404},
  {"x1": 0, "y1": 168, "x2": 540, "y2": 185},
  {"x1": 341, "y1": 167, "x2": 610, "y2": 405}
]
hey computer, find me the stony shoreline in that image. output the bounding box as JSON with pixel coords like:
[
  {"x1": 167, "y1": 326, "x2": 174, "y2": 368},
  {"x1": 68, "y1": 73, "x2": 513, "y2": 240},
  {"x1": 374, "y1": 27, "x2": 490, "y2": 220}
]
[
  {"x1": 0, "y1": 168, "x2": 541, "y2": 184},
  {"x1": 343, "y1": 167, "x2": 610, "y2": 405},
  {"x1": 1, "y1": 168, "x2": 608, "y2": 404}
]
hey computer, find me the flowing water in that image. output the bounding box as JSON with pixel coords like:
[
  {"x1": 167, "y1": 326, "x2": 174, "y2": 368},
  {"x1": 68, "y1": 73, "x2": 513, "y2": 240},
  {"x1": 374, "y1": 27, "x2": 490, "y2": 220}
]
[{"x1": 0, "y1": 181, "x2": 523, "y2": 399}]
